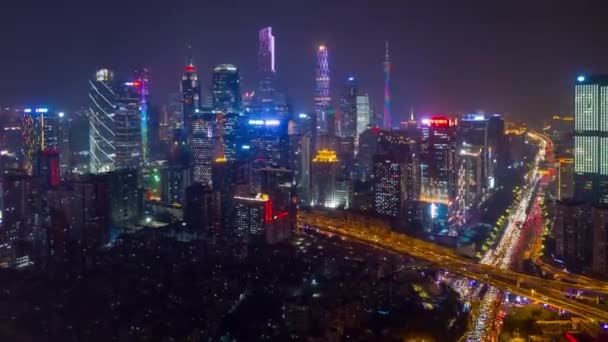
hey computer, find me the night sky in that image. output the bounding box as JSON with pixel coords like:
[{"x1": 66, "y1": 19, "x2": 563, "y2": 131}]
[{"x1": 1, "y1": 0, "x2": 608, "y2": 124}]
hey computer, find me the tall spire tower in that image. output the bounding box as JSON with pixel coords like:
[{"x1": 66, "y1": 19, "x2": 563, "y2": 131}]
[
  {"x1": 315, "y1": 45, "x2": 331, "y2": 133},
  {"x1": 383, "y1": 41, "x2": 392, "y2": 129}
]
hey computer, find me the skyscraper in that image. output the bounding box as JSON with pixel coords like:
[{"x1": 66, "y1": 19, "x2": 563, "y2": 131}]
[
  {"x1": 256, "y1": 27, "x2": 279, "y2": 112},
  {"x1": 181, "y1": 60, "x2": 201, "y2": 127},
  {"x1": 315, "y1": 45, "x2": 331, "y2": 133},
  {"x1": 134, "y1": 68, "x2": 150, "y2": 163},
  {"x1": 212, "y1": 64, "x2": 241, "y2": 114},
  {"x1": 21, "y1": 107, "x2": 58, "y2": 173},
  {"x1": 89, "y1": 69, "x2": 117, "y2": 174},
  {"x1": 114, "y1": 82, "x2": 142, "y2": 170},
  {"x1": 574, "y1": 75, "x2": 608, "y2": 204},
  {"x1": 383, "y1": 41, "x2": 391, "y2": 130},
  {"x1": 311, "y1": 149, "x2": 341, "y2": 208},
  {"x1": 339, "y1": 76, "x2": 358, "y2": 139},
  {"x1": 191, "y1": 110, "x2": 218, "y2": 186},
  {"x1": 356, "y1": 95, "x2": 371, "y2": 138}
]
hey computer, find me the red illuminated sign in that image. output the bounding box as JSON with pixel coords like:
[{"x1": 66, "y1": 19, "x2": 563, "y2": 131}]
[
  {"x1": 185, "y1": 65, "x2": 196, "y2": 72},
  {"x1": 430, "y1": 117, "x2": 450, "y2": 127}
]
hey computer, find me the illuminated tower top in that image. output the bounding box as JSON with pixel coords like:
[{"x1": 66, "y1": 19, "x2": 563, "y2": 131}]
[
  {"x1": 258, "y1": 27, "x2": 275, "y2": 74},
  {"x1": 181, "y1": 56, "x2": 201, "y2": 126},
  {"x1": 383, "y1": 41, "x2": 392, "y2": 130}
]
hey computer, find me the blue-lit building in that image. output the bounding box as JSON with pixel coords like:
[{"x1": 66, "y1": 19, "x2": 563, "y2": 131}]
[
  {"x1": 243, "y1": 116, "x2": 290, "y2": 168},
  {"x1": 89, "y1": 69, "x2": 117, "y2": 174}
]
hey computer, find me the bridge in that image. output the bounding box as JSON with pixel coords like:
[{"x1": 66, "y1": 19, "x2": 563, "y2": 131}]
[{"x1": 297, "y1": 210, "x2": 608, "y2": 323}]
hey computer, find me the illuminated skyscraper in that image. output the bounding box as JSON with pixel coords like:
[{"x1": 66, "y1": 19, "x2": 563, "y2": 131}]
[
  {"x1": 256, "y1": 27, "x2": 279, "y2": 112},
  {"x1": 134, "y1": 68, "x2": 150, "y2": 162},
  {"x1": 114, "y1": 82, "x2": 142, "y2": 170},
  {"x1": 574, "y1": 75, "x2": 608, "y2": 204},
  {"x1": 315, "y1": 45, "x2": 331, "y2": 133},
  {"x1": 191, "y1": 111, "x2": 218, "y2": 186},
  {"x1": 181, "y1": 60, "x2": 201, "y2": 127},
  {"x1": 21, "y1": 107, "x2": 58, "y2": 173},
  {"x1": 383, "y1": 41, "x2": 391, "y2": 130},
  {"x1": 356, "y1": 95, "x2": 371, "y2": 137},
  {"x1": 311, "y1": 149, "x2": 340, "y2": 208},
  {"x1": 89, "y1": 69, "x2": 117, "y2": 174},
  {"x1": 339, "y1": 76, "x2": 358, "y2": 139},
  {"x1": 212, "y1": 64, "x2": 241, "y2": 114}
]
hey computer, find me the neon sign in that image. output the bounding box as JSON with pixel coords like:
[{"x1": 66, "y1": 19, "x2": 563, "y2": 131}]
[{"x1": 430, "y1": 117, "x2": 450, "y2": 127}]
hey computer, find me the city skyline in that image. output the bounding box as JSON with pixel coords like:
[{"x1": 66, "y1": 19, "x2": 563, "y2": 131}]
[{"x1": 2, "y1": 1, "x2": 608, "y2": 124}]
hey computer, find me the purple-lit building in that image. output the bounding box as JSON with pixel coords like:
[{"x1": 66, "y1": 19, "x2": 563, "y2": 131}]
[{"x1": 315, "y1": 45, "x2": 331, "y2": 133}]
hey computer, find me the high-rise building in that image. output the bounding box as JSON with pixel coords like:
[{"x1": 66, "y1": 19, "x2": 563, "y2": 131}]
[
  {"x1": 233, "y1": 192, "x2": 291, "y2": 244},
  {"x1": 160, "y1": 165, "x2": 191, "y2": 206},
  {"x1": 134, "y1": 69, "x2": 150, "y2": 163},
  {"x1": 114, "y1": 82, "x2": 142, "y2": 170},
  {"x1": 355, "y1": 127, "x2": 381, "y2": 182},
  {"x1": 383, "y1": 41, "x2": 391, "y2": 129},
  {"x1": 311, "y1": 149, "x2": 341, "y2": 208},
  {"x1": 34, "y1": 148, "x2": 60, "y2": 190},
  {"x1": 256, "y1": 27, "x2": 282, "y2": 114},
  {"x1": 108, "y1": 168, "x2": 141, "y2": 226},
  {"x1": 456, "y1": 143, "x2": 483, "y2": 222},
  {"x1": 557, "y1": 157, "x2": 575, "y2": 200},
  {"x1": 191, "y1": 110, "x2": 218, "y2": 186},
  {"x1": 181, "y1": 60, "x2": 201, "y2": 127},
  {"x1": 574, "y1": 75, "x2": 608, "y2": 204},
  {"x1": 21, "y1": 107, "x2": 58, "y2": 173},
  {"x1": 260, "y1": 167, "x2": 296, "y2": 229},
  {"x1": 592, "y1": 205, "x2": 608, "y2": 274},
  {"x1": 0, "y1": 173, "x2": 39, "y2": 266},
  {"x1": 339, "y1": 76, "x2": 358, "y2": 139},
  {"x1": 184, "y1": 183, "x2": 221, "y2": 234},
  {"x1": 554, "y1": 200, "x2": 592, "y2": 271},
  {"x1": 47, "y1": 175, "x2": 111, "y2": 260},
  {"x1": 420, "y1": 117, "x2": 456, "y2": 232},
  {"x1": 245, "y1": 116, "x2": 290, "y2": 168},
  {"x1": 315, "y1": 45, "x2": 331, "y2": 133},
  {"x1": 356, "y1": 94, "x2": 371, "y2": 139},
  {"x1": 89, "y1": 69, "x2": 117, "y2": 174},
  {"x1": 212, "y1": 64, "x2": 241, "y2": 114}
]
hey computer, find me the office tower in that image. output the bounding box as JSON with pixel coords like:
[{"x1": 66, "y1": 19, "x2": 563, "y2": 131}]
[
  {"x1": 160, "y1": 165, "x2": 191, "y2": 205},
  {"x1": 420, "y1": 117, "x2": 456, "y2": 232},
  {"x1": 487, "y1": 114, "x2": 505, "y2": 187},
  {"x1": 315, "y1": 45, "x2": 331, "y2": 133},
  {"x1": 592, "y1": 205, "x2": 608, "y2": 274},
  {"x1": 260, "y1": 167, "x2": 296, "y2": 230},
  {"x1": 108, "y1": 168, "x2": 140, "y2": 226},
  {"x1": 457, "y1": 113, "x2": 499, "y2": 191},
  {"x1": 574, "y1": 75, "x2": 608, "y2": 204},
  {"x1": 554, "y1": 200, "x2": 592, "y2": 271},
  {"x1": 57, "y1": 111, "x2": 70, "y2": 175},
  {"x1": 0, "y1": 173, "x2": 39, "y2": 266},
  {"x1": 191, "y1": 110, "x2": 218, "y2": 186},
  {"x1": 212, "y1": 158, "x2": 242, "y2": 229},
  {"x1": 181, "y1": 60, "x2": 201, "y2": 127},
  {"x1": 372, "y1": 132, "x2": 420, "y2": 220},
  {"x1": 311, "y1": 149, "x2": 341, "y2": 208},
  {"x1": 169, "y1": 127, "x2": 190, "y2": 167},
  {"x1": 184, "y1": 183, "x2": 221, "y2": 233},
  {"x1": 34, "y1": 148, "x2": 60, "y2": 190},
  {"x1": 456, "y1": 143, "x2": 483, "y2": 222},
  {"x1": 47, "y1": 175, "x2": 111, "y2": 260},
  {"x1": 355, "y1": 127, "x2": 381, "y2": 181},
  {"x1": 557, "y1": 157, "x2": 575, "y2": 200},
  {"x1": 233, "y1": 192, "x2": 290, "y2": 244},
  {"x1": 372, "y1": 157, "x2": 402, "y2": 218},
  {"x1": 21, "y1": 107, "x2": 58, "y2": 173},
  {"x1": 291, "y1": 135, "x2": 312, "y2": 205},
  {"x1": 89, "y1": 69, "x2": 117, "y2": 174},
  {"x1": 245, "y1": 116, "x2": 290, "y2": 168},
  {"x1": 114, "y1": 82, "x2": 142, "y2": 170},
  {"x1": 339, "y1": 76, "x2": 358, "y2": 139},
  {"x1": 383, "y1": 41, "x2": 391, "y2": 129},
  {"x1": 134, "y1": 68, "x2": 150, "y2": 163},
  {"x1": 547, "y1": 115, "x2": 575, "y2": 158},
  {"x1": 356, "y1": 94, "x2": 371, "y2": 138},
  {"x1": 212, "y1": 64, "x2": 241, "y2": 114},
  {"x1": 256, "y1": 27, "x2": 280, "y2": 113}
]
